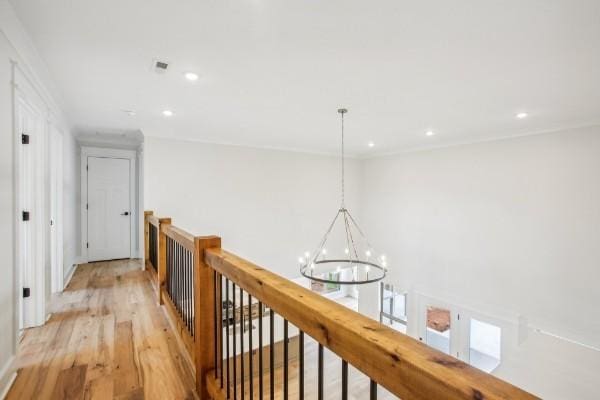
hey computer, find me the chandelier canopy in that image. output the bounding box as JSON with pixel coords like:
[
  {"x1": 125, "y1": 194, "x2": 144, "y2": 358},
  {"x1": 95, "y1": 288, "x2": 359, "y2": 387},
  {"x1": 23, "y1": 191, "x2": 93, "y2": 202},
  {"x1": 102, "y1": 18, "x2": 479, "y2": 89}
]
[{"x1": 299, "y1": 108, "x2": 386, "y2": 285}]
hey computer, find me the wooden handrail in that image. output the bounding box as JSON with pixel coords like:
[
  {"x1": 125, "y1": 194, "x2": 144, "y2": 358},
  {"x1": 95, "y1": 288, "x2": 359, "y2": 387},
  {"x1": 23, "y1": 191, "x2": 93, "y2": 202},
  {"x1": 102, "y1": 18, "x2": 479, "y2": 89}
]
[
  {"x1": 205, "y1": 247, "x2": 539, "y2": 400},
  {"x1": 163, "y1": 224, "x2": 196, "y2": 252}
]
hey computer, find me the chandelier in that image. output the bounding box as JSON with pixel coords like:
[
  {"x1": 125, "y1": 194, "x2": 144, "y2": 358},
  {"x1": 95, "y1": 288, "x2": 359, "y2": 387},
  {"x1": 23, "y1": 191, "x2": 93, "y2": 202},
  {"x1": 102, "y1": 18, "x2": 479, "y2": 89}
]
[{"x1": 299, "y1": 108, "x2": 387, "y2": 285}]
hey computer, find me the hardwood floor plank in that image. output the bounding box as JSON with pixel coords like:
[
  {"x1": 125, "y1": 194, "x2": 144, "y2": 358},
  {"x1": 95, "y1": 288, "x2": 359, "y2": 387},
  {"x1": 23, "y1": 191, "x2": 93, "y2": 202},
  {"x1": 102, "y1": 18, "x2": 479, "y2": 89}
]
[
  {"x1": 113, "y1": 321, "x2": 141, "y2": 396},
  {"x1": 50, "y1": 364, "x2": 87, "y2": 400}
]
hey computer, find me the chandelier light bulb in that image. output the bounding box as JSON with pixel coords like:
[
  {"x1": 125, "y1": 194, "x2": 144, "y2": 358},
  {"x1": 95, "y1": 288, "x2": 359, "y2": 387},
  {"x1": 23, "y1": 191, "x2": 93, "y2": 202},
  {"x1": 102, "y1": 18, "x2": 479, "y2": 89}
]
[
  {"x1": 365, "y1": 265, "x2": 370, "y2": 272},
  {"x1": 298, "y1": 256, "x2": 305, "y2": 264},
  {"x1": 310, "y1": 263, "x2": 315, "y2": 269},
  {"x1": 321, "y1": 248, "x2": 327, "y2": 255},
  {"x1": 344, "y1": 248, "x2": 349, "y2": 254},
  {"x1": 304, "y1": 251, "x2": 310, "y2": 258},
  {"x1": 365, "y1": 250, "x2": 372, "y2": 257}
]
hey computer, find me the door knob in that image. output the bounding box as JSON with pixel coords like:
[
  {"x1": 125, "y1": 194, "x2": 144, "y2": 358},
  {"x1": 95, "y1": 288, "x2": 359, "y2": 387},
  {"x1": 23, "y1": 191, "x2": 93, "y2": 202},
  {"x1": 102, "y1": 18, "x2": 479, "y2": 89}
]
[{"x1": 121, "y1": 211, "x2": 130, "y2": 216}]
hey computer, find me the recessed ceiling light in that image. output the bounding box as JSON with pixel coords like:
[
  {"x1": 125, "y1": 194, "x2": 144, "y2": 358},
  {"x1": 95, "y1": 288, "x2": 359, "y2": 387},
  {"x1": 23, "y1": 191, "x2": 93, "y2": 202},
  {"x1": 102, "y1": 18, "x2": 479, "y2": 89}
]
[
  {"x1": 426, "y1": 130, "x2": 435, "y2": 137},
  {"x1": 162, "y1": 110, "x2": 174, "y2": 117},
  {"x1": 516, "y1": 112, "x2": 528, "y2": 119},
  {"x1": 184, "y1": 72, "x2": 199, "y2": 81},
  {"x1": 368, "y1": 141, "x2": 375, "y2": 148}
]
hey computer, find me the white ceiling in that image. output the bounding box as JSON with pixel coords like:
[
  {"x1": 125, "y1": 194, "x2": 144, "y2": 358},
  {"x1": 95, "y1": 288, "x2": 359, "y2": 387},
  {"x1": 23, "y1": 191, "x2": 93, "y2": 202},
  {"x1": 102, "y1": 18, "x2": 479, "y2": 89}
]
[{"x1": 10, "y1": 0, "x2": 600, "y2": 156}]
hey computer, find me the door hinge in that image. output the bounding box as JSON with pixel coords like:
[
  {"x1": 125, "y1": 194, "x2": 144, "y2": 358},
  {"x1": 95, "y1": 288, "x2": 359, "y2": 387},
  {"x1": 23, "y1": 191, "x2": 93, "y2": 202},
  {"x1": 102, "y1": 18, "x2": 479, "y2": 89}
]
[
  {"x1": 23, "y1": 287, "x2": 30, "y2": 298},
  {"x1": 86, "y1": 242, "x2": 89, "y2": 249},
  {"x1": 22, "y1": 211, "x2": 30, "y2": 221},
  {"x1": 86, "y1": 203, "x2": 88, "y2": 210},
  {"x1": 21, "y1": 134, "x2": 30, "y2": 144},
  {"x1": 86, "y1": 164, "x2": 88, "y2": 171}
]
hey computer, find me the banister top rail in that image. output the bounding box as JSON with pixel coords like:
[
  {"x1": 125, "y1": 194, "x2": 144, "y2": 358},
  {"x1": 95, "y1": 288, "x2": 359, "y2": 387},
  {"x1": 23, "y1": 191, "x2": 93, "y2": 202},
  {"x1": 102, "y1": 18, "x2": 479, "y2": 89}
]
[
  {"x1": 205, "y1": 247, "x2": 539, "y2": 400},
  {"x1": 147, "y1": 214, "x2": 170, "y2": 227},
  {"x1": 163, "y1": 224, "x2": 196, "y2": 252}
]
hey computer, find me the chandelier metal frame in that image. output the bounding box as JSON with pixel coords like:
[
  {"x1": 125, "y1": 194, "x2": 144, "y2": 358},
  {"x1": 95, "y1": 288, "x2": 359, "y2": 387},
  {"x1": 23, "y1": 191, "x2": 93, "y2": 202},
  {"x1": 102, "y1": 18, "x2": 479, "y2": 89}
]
[{"x1": 299, "y1": 108, "x2": 386, "y2": 285}]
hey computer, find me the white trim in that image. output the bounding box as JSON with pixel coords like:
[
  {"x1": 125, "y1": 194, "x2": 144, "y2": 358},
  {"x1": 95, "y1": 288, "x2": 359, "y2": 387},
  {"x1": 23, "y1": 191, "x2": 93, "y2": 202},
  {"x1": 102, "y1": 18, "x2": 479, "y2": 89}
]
[
  {"x1": 49, "y1": 125, "x2": 64, "y2": 293},
  {"x1": 80, "y1": 147, "x2": 139, "y2": 262},
  {"x1": 136, "y1": 145, "x2": 144, "y2": 259},
  {"x1": 0, "y1": 356, "x2": 16, "y2": 400},
  {"x1": 63, "y1": 262, "x2": 77, "y2": 290}
]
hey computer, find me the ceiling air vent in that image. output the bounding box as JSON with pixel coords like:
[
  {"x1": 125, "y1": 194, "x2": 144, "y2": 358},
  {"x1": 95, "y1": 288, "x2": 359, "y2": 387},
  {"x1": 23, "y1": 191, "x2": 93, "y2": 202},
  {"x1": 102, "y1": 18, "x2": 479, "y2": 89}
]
[{"x1": 152, "y1": 58, "x2": 170, "y2": 73}]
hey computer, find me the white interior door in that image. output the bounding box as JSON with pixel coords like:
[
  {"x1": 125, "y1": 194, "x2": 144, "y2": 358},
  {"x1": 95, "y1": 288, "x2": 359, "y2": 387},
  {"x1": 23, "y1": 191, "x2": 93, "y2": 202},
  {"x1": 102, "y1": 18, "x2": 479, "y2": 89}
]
[
  {"x1": 16, "y1": 93, "x2": 45, "y2": 329},
  {"x1": 87, "y1": 156, "x2": 131, "y2": 261}
]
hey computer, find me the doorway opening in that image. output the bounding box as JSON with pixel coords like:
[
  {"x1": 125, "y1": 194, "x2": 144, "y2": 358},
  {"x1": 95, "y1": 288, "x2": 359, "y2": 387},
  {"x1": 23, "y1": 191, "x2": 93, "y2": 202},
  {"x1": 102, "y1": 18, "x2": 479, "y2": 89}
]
[{"x1": 78, "y1": 132, "x2": 144, "y2": 264}]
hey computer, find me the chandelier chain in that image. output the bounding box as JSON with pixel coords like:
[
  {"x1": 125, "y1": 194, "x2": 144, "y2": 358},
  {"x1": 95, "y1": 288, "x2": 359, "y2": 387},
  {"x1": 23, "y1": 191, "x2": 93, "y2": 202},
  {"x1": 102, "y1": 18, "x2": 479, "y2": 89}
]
[{"x1": 341, "y1": 111, "x2": 345, "y2": 208}]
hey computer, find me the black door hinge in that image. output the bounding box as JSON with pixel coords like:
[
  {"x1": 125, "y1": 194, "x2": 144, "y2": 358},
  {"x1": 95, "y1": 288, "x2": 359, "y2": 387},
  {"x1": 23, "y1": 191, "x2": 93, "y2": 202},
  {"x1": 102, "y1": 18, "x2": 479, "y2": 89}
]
[
  {"x1": 23, "y1": 287, "x2": 30, "y2": 298},
  {"x1": 21, "y1": 134, "x2": 30, "y2": 144},
  {"x1": 86, "y1": 203, "x2": 88, "y2": 210},
  {"x1": 86, "y1": 242, "x2": 89, "y2": 249},
  {"x1": 22, "y1": 211, "x2": 30, "y2": 221}
]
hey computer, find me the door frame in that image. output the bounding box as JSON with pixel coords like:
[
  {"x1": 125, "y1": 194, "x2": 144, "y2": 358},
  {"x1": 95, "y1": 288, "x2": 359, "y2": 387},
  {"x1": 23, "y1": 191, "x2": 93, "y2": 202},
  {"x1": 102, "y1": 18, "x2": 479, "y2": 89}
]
[
  {"x1": 49, "y1": 125, "x2": 64, "y2": 293},
  {"x1": 417, "y1": 293, "x2": 462, "y2": 359},
  {"x1": 80, "y1": 147, "x2": 138, "y2": 263}
]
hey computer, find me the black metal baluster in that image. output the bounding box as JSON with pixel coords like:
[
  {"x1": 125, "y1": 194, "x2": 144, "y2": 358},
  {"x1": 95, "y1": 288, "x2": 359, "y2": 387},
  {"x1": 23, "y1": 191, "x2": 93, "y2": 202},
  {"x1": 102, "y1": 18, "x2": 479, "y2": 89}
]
[
  {"x1": 186, "y1": 248, "x2": 188, "y2": 326},
  {"x1": 177, "y1": 244, "x2": 181, "y2": 316},
  {"x1": 166, "y1": 237, "x2": 170, "y2": 296},
  {"x1": 191, "y1": 251, "x2": 194, "y2": 337},
  {"x1": 318, "y1": 344, "x2": 323, "y2": 400},
  {"x1": 342, "y1": 360, "x2": 348, "y2": 400},
  {"x1": 174, "y1": 242, "x2": 178, "y2": 312},
  {"x1": 258, "y1": 302, "x2": 263, "y2": 400},
  {"x1": 240, "y1": 288, "x2": 245, "y2": 400},
  {"x1": 248, "y1": 294, "x2": 253, "y2": 400},
  {"x1": 269, "y1": 311, "x2": 274, "y2": 400},
  {"x1": 233, "y1": 283, "x2": 237, "y2": 400},
  {"x1": 188, "y1": 250, "x2": 192, "y2": 334},
  {"x1": 214, "y1": 270, "x2": 218, "y2": 378},
  {"x1": 299, "y1": 331, "x2": 304, "y2": 400},
  {"x1": 226, "y1": 279, "x2": 231, "y2": 399},
  {"x1": 283, "y1": 319, "x2": 288, "y2": 400},
  {"x1": 189, "y1": 250, "x2": 193, "y2": 334},
  {"x1": 370, "y1": 380, "x2": 377, "y2": 400},
  {"x1": 177, "y1": 243, "x2": 180, "y2": 314},
  {"x1": 185, "y1": 249, "x2": 188, "y2": 332},
  {"x1": 220, "y1": 274, "x2": 224, "y2": 387}
]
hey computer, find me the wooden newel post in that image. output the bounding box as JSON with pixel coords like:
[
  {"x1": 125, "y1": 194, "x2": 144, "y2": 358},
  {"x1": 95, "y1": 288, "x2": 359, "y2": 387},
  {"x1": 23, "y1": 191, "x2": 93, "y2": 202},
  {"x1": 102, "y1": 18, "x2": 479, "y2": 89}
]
[
  {"x1": 157, "y1": 217, "x2": 171, "y2": 305},
  {"x1": 144, "y1": 210, "x2": 153, "y2": 262},
  {"x1": 194, "y1": 235, "x2": 222, "y2": 399}
]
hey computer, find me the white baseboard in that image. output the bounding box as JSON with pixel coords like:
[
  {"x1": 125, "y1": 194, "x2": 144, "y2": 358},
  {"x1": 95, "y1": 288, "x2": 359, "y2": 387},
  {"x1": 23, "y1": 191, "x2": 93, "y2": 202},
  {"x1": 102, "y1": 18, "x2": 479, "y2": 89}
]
[
  {"x1": 0, "y1": 356, "x2": 16, "y2": 400},
  {"x1": 63, "y1": 263, "x2": 78, "y2": 289}
]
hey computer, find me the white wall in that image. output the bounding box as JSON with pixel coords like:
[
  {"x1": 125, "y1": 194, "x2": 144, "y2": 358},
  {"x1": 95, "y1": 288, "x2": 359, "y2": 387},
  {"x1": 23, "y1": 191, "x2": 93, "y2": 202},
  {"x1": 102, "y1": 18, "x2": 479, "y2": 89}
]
[
  {"x1": 144, "y1": 137, "x2": 361, "y2": 279},
  {"x1": 361, "y1": 126, "x2": 600, "y2": 399}
]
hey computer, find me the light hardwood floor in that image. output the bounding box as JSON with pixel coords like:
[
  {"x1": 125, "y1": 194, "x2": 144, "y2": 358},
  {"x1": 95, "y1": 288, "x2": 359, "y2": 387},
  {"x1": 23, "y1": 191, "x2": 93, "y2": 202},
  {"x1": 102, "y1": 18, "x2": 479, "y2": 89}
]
[{"x1": 7, "y1": 259, "x2": 197, "y2": 400}]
